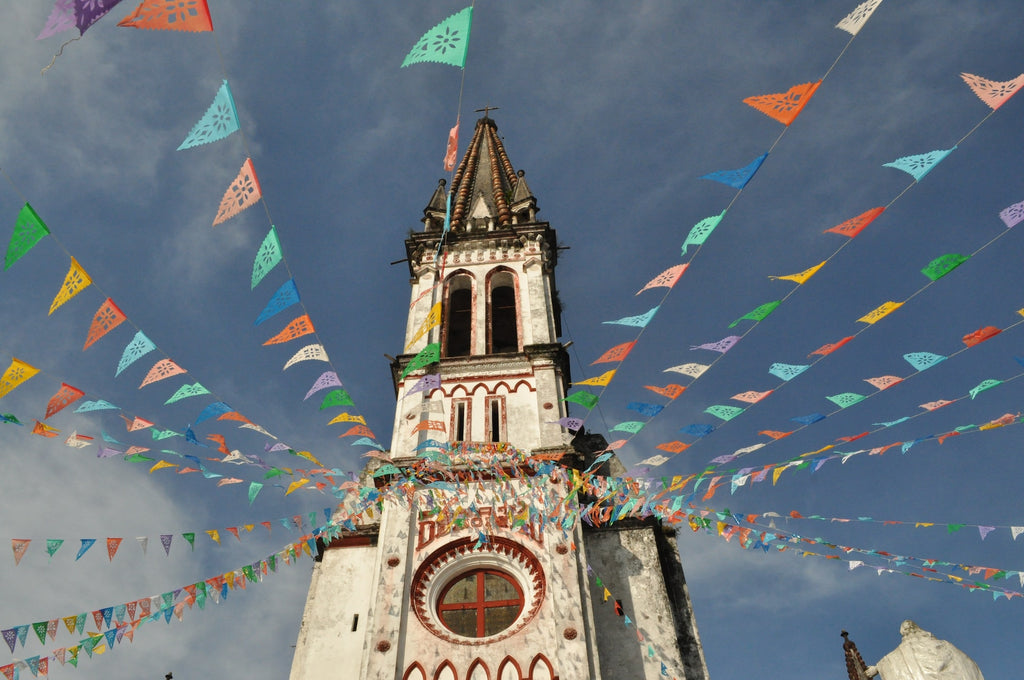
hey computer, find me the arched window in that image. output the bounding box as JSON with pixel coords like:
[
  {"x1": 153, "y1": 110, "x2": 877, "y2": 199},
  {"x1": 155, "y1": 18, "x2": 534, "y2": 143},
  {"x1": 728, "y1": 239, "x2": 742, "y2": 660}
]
[
  {"x1": 436, "y1": 569, "x2": 525, "y2": 638},
  {"x1": 444, "y1": 274, "x2": 473, "y2": 357},
  {"x1": 488, "y1": 271, "x2": 518, "y2": 354}
]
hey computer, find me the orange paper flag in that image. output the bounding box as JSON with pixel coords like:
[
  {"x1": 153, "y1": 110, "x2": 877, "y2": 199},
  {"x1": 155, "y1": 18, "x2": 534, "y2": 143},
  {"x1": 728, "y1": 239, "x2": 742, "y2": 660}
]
[
  {"x1": 264, "y1": 315, "x2": 316, "y2": 345},
  {"x1": 118, "y1": 0, "x2": 214, "y2": 32},
  {"x1": 84, "y1": 299, "x2": 127, "y2": 350},
  {"x1": 743, "y1": 81, "x2": 821, "y2": 125}
]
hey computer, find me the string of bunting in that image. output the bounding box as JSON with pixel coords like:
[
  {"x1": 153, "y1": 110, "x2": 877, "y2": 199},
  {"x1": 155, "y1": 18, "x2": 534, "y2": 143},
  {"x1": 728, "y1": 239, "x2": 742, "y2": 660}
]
[{"x1": 563, "y1": 0, "x2": 892, "y2": 434}]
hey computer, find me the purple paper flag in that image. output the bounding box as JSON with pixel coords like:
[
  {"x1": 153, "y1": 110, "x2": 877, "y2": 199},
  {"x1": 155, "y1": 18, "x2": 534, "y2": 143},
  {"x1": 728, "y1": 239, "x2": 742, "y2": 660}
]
[
  {"x1": 406, "y1": 373, "x2": 441, "y2": 397},
  {"x1": 37, "y1": 0, "x2": 75, "y2": 39},
  {"x1": 304, "y1": 371, "x2": 342, "y2": 400},
  {"x1": 690, "y1": 336, "x2": 741, "y2": 353}
]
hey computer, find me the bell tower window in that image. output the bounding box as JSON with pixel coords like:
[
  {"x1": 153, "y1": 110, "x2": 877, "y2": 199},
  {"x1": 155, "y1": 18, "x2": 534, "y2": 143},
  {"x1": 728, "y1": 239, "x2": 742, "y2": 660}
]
[
  {"x1": 488, "y1": 270, "x2": 519, "y2": 354},
  {"x1": 443, "y1": 274, "x2": 473, "y2": 357}
]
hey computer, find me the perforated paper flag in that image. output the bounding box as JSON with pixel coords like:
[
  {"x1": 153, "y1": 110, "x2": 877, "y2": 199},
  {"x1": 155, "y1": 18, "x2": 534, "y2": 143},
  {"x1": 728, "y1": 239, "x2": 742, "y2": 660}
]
[
  {"x1": 691, "y1": 336, "x2": 740, "y2": 353},
  {"x1": 743, "y1": 81, "x2": 821, "y2": 126},
  {"x1": 769, "y1": 363, "x2": 808, "y2": 381},
  {"x1": 969, "y1": 379, "x2": 1002, "y2": 399},
  {"x1": 835, "y1": 0, "x2": 884, "y2": 35},
  {"x1": 48, "y1": 257, "x2": 92, "y2": 314},
  {"x1": 83, "y1": 298, "x2": 127, "y2": 350},
  {"x1": 962, "y1": 326, "x2": 1001, "y2": 347},
  {"x1": 824, "y1": 207, "x2": 885, "y2": 238},
  {"x1": 864, "y1": 375, "x2": 902, "y2": 391},
  {"x1": 636, "y1": 264, "x2": 688, "y2": 295},
  {"x1": 319, "y1": 389, "x2": 354, "y2": 409},
  {"x1": 827, "y1": 392, "x2": 866, "y2": 408},
  {"x1": 407, "y1": 302, "x2": 442, "y2": 349},
  {"x1": 809, "y1": 336, "x2": 854, "y2": 357},
  {"x1": 705, "y1": 405, "x2": 743, "y2": 421},
  {"x1": 252, "y1": 226, "x2": 283, "y2": 289},
  {"x1": 960, "y1": 72, "x2": 1024, "y2": 110},
  {"x1": 284, "y1": 344, "x2": 328, "y2": 370},
  {"x1": 37, "y1": 0, "x2": 76, "y2": 40},
  {"x1": 857, "y1": 301, "x2": 902, "y2": 324},
  {"x1": 213, "y1": 158, "x2": 262, "y2": 226},
  {"x1": 304, "y1": 371, "x2": 342, "y2": 400},
  {"x1": 999, "y1": 200, "x2": 1024, "y2": 229},
  {"x1": 921, "y1": 253, "x2": 969, "y2": 281},
  {"x1": 0, "y1": 359, "x2": 39, "y2": 399},
  {"x1": 140, "y1": 359, "x2": 185, "y2": 388},
  {"x1": 903, "y1": 352, "x2": 946, "y2": 372},
  {"x1": 443, "y1": 118, "x2": 460, "y2": 171},
  {"x1": 664, "y1": 363, "x2": 708, "y2": 379},
  {"x1": 682, "y1": 211, "x2": 726, "y2": 255},
  {"x1": 76, "y1": 0, "x2": 125, "y2": 34},
  {"x1": 770, "y1": 261, "x2": 825, "y2": 285},
  {"x1": 400, "y1": 343, "x2": 440, "y2": 379},
  {"x1": 165, "y1": 383, "x2": 210, "y2": 405},
  {"x1": 179, "y1": 81, "x2": 238, "y2": 151},
  {"x1": 627, "y1": 402, "x2": 663, "y2": 417},
  {"x1": 729, "y1": 301, "x2": 779, "y2": 328},
  {"x1": 118, "y1": 0, "x2": 213, "y2": 32},
  {"x1": 564, "y1": 391, "x2": 599, "y2": 410},
  {"x1": 604, "y1": 306, "x2": 659, "y2": 328},
  {"x1": 575, "y1": 370, "x2": 616, "y2": 387},
  {"x1": 700, "y1": 152, "x2": 768, "y2": 189},
  {"x1": 592, "y1": 341, "x2": 636, "y2": 365},
  {"x1": 732, "y1": 390, "x2": 772, "y2": 404},
  {"x1": 402, "y1": 7, "x2": 473, "y2": 68},
  {"x1": 116, "y1": 332, "x2": 156, "y2": 376},
  {"x1": 611, "y1": 421, "x2": 645, "y2": 434},
  {"x1": 263, "y1": 314, "x2": 316, "y2": 345},
  {"x1": 45, "y1": 383, "x2": 85, "y2": 419},
  {"x1": 5, "y1": 204, "x2": 50, "y2": 270},
  {"x1": 883, "y1": 148, "x2": 956, "y2": 182},
  {"x1": 405, "y1": 373, "x2": 440, "y2": 397},
  {"x1": 645, "y1": 383, "x2": 685, "y2": 399}
]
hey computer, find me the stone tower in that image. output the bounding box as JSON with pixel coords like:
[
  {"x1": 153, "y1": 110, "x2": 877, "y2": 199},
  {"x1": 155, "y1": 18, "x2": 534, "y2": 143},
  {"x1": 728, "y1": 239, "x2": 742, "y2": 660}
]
[{"x1": 289, "y1": 117, "x2": 708, "y2": 680}]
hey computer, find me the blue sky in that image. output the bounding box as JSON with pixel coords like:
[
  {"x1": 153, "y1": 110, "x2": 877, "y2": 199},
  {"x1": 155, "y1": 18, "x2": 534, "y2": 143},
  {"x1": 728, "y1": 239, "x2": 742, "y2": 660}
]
[{"x1": 1, "y1": 1, "x2": 1023, "y2": 678}]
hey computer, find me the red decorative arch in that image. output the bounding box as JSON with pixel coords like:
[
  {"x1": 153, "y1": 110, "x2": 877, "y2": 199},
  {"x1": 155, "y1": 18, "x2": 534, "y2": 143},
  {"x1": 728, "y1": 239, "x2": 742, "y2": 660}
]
[
  {"x1": 466, "y1": 657, "x2": 491, "y2": 680},
  {"x1": 403, "y1": 661, "x2": 427, "y2": 680},
  {"x1": 497, "y1": 656, "x2": 523, "y2": 680},
  {"x1": 434, "y1": 659, "x2": 459, "y2": 680},
  {"x1": 510, "y1": 379, "x2": 533, "y2": 393},
  {"x1": 527, "y1": 654, "x2": 555, "y2": 680}
]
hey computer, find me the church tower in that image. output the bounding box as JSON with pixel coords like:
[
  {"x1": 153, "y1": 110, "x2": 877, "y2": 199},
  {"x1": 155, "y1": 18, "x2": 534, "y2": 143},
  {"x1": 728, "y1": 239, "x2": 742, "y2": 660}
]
[{"x1": 289, "y1": 117, "x2": 708, "y2": 680}]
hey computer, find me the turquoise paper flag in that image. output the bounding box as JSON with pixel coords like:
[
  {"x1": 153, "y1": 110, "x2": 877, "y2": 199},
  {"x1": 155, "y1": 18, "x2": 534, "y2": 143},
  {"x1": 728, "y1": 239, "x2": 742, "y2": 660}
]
[
  {"x1": 883, "y1": 147, "x2": 956, "y2": 182},
  {"x1": 903, "y1": 352, "x2": 946, "y2": 372},
  {"x1": 700, "y1": 152, "x2": 768, "y2": 189},
  {"x1": 610, "y1": 421, "x2": 645, "y2": 434},
  {"x1": 682, "y1": 210, "x2": 726, "y2": 255},
  {"x1": 402, "y1": 7, "x2": 473, "y2": 68},
  {"x1": 768, "y1": 363, "x2": 808, "y2": 381},
  {"x1": 74, "y1": 400, "x2": 118, "y2": 413},
  {"x1": 165, "y1": 382, "x2": 210, "y2": 405},
  {"x1": 603, "y1": 306, "x2": 659, "y2": 328},
  {"x1": 252, "y1": 226, "x2": 283, "y2": 289},
  {"x1": 116, "y1": 331, "x2": 156, "y2": 376},
  {"x1": 351, "y1": 437, "x2": 384, "y2": 450},
  {"x1": 178, "y1": 80, "x2": 240, "y2": 150},
  {"x1": 827, "y1": 392, "x2": 866, "y2": 408}
]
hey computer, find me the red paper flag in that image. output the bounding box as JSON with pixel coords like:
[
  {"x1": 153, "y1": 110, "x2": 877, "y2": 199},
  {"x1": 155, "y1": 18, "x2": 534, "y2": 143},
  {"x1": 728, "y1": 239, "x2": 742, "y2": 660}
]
[
  {"x1": 809, "y1": 336, "x2": 854, "y2": 357},
  {"x1": 118, "y1": 0, "x2": 213, "y2": 32},
  {"x1": 824, "y1": 207, "x2": 885, "y2": 239},
  {"x1": 339, "y1": 425, "x2": 375, "y2": 438},
  {"x1": 106, "y1": 537, "x2": 123, "y2": 561},
  {"x1": 84, "y1": 299, "x2": 127, "y2": 350},
  {"x1": 592, "y1": 341, "x2": 637, "y2": 365},
  {"x1": 45, "y1": 383, "x2": 85, "y2": 419}
]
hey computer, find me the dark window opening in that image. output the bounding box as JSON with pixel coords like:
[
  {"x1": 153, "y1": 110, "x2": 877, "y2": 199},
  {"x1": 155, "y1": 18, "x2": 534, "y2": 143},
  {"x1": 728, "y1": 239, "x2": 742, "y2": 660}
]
[
  {"x1": 489, "y1": 399, "x2": 501, "y2": 443},
  {"x1": 490, "y1": 284, "x2": 518, "y2": 353},
  {"x1": 437, "y1": 569, "x2": 524, "y2": 638},
  {"x1": 446, "y1": 287, "x2": 472, "y2": 357},
  {"x1": 455, "y1": 402, "x2": 467, "y2": 441},
  {"x1": 351, "y1": 614, "x2": 359, "y2": 632}
]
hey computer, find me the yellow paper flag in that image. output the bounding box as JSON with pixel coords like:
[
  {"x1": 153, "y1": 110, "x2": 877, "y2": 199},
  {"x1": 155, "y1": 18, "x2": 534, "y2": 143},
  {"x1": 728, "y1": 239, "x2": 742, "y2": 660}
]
[
  {"x1": 406, "y1": 302, "x2": 442, "y2": 350},
  {"x1": 327, "y1": 413, "x2": 366, "y2": 425},
  {"x1": 769, "y1": 261, "x2": 825, "y2": 285},
  {"x1": 286, "y1": 478, "x2": 310, "y2": 495},
  {"x1": 206, "y1": 529, "x2": 221, "y2": 544},
  {"x1": 49, "y1": 257, "x2": 93, "y2": 315},
  {"x1": 575, "y1": 370, "x2": 616, "y2": 387},
  {"x1": 149, "y1": 460, "x2": 179, "y2": 473},
  {"x1": 857, "y1": 301, "x2": 903, "y2": 325},
  {"x1": 0, "y1": 358, "x2": 39, "y2": 399}
]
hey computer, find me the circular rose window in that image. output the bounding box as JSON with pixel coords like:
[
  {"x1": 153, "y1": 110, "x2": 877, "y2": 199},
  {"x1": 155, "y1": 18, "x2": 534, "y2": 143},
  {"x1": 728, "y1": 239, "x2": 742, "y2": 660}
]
[{"x1": 411, "y1": 536, "x2": 544, "y2": 645}]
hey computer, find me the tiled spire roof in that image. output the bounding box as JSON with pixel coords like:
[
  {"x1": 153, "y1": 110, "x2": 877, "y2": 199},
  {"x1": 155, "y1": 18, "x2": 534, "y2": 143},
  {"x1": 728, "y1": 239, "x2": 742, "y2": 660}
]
[
  {"x1": 423, "y1": 116, "x2": 537, "y2": 232},
  {"x1": 841, "y1": 631, "x2": 871, "y2": 680}
]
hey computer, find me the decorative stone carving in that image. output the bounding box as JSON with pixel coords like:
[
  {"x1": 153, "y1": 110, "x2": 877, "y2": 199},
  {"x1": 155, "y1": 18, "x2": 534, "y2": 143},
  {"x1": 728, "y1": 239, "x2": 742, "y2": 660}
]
[{"x1": 865, "y1": 620, "x2": 983, "y2": 680}]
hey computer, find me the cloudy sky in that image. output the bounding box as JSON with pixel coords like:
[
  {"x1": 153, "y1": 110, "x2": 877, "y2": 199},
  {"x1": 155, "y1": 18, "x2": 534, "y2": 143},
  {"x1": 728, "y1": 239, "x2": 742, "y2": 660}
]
[{"x1": 1, "y1": 1, "x2": 1023, "y2": 678}]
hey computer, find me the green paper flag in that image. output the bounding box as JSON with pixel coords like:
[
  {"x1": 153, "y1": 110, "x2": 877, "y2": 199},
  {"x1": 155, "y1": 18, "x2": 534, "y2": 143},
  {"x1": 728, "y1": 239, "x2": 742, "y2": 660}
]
[
  {"x1": 46, "y1": 539, "x2": 63, "y2": 560},
  {"x1": 921, "y1": 253, "x2": 969, "y2": 281},
  {"x1": 400, "y1": 343, "x2": 440, "y2": 380},
  {"x1": 969, "y1": 379, "x2": 1002, "y2": 399},
  {"x1": 164, "y1": 382, "x2": 210, "y2": 405},
  {"x1": 564, "y1": 391, "x2": 599, "y2": 409},
  {"x1": 827, "y1": 392, "x2": 866, "y2": 408},
  {"x1": 705, "y1": 405, "x2": 744, "y2": 421},
  {"x1": 182, "y1": 532, "x2": 196, "y2": 550},
  {"x1": 402, "y1": 7, "x2": 473, "y2": 69},
  {"x1": 729, "y1": 300, "x2": 780, "y2": 328},
  {"x1": 319, "y1": 389, "x2": 354, "y2": 409},
  {"x1": 32, "y1": 621, "x2": 48, "y2": 645},
  {"x1": 682, "y1": 210, "x2": 726, "y2": 255},
  {"x1": 610, "y1": 421, "x2": 645, "y2": 434},
  {"x1": 5, "y1": 203, "x2": 50, "y2": 270},
  {"x1": 252, "y1": 226, "x2": 283, "y2": 289}
]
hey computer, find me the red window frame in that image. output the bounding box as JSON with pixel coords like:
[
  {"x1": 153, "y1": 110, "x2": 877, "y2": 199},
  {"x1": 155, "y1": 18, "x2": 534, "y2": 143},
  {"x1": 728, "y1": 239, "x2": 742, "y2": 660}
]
[{"x1": 436, "y1": 569, "x2": 524, "y2": 638}]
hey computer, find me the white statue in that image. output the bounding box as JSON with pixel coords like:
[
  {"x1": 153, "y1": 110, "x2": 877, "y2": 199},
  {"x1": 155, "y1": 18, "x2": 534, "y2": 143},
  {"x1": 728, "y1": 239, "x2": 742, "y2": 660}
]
[{"x1": 865, "y1": 620, "x2": 984, "y2": 680}]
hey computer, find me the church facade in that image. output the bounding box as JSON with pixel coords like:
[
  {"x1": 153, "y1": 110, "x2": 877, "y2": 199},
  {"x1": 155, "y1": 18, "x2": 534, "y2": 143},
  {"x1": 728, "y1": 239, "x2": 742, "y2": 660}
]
[{"x1": 289, "y1": 117, "x2": 708, "y2": 680}]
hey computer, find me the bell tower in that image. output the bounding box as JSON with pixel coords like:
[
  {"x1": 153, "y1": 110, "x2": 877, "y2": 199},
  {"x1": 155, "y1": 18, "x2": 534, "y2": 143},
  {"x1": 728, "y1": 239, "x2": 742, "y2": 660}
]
[{"x1": 289, "y1": 117, "x2": 708, "y2": 680}]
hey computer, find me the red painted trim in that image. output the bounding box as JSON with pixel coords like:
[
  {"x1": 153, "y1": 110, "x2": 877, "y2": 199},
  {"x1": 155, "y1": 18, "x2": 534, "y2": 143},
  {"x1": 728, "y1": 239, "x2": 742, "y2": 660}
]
[
  {"x1": 496, "y1": 657, "x2": 523, "y2": 680},
  {"x1": 527, "y1": 654, "x2": 556, "y2": 680},
  {"x1": 467, "y1": 657, "x2": 491, "y2": 680},
  {"x1": 403, "y1": 662, "x2": 427, "y2": 680},
  {"x1": 434, "y1": 659, "x2": 459, "y2": 680}
]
